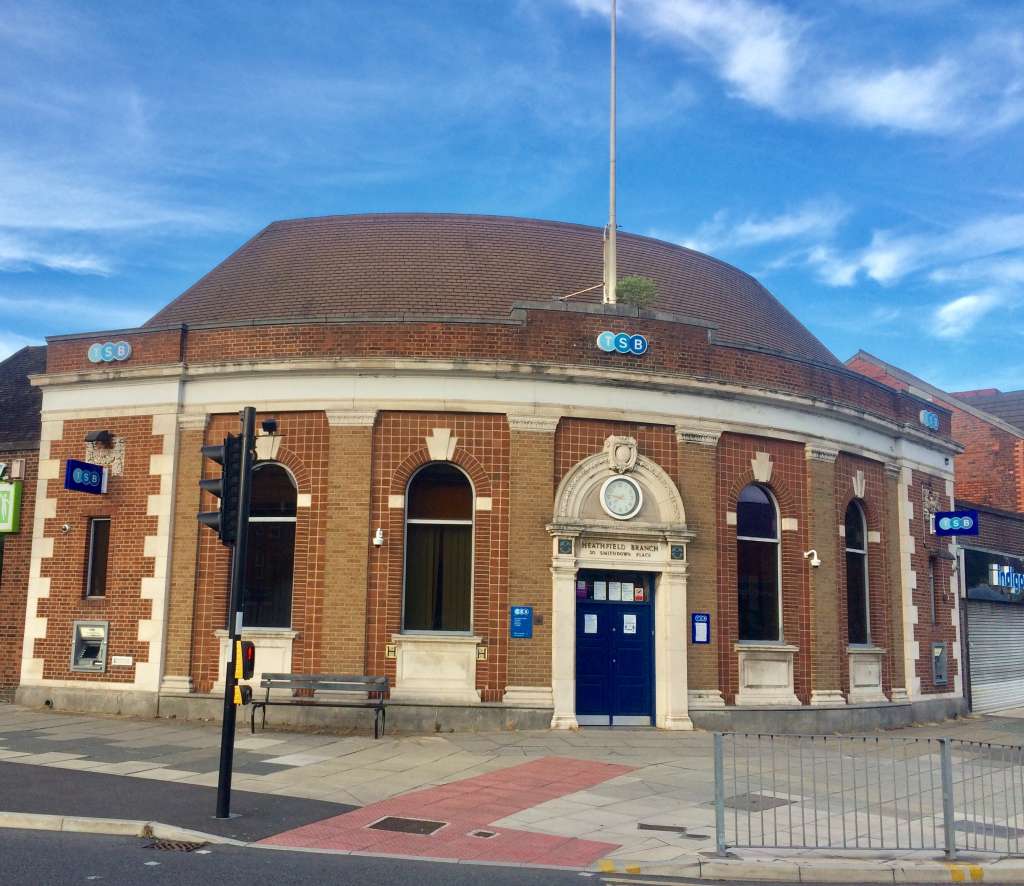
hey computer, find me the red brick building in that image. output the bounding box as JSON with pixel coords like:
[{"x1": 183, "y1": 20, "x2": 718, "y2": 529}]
[
  {"x1": 10, "y1": 214, "x2": 963, "y2": 730},
  {"x1": 848, "y1": 351, "x2": 1024, "y2": 712},
  {"x1": 0, "y1": 345, "x2": 45, "y2": 699}
]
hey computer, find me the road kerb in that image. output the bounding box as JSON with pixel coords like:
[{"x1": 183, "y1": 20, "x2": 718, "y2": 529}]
[{"x1": 0, "y1": 810, "x2": 245, "y2": 846}]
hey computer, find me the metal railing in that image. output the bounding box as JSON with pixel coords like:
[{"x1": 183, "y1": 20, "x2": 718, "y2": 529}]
[{"x1": 714, "y1": 733, "x2": 1024, "y2": 859}]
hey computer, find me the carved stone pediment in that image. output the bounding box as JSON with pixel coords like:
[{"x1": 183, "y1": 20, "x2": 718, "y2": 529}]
[{"x1": 604, "y1": 436, "x2": 638, "y2": 474}]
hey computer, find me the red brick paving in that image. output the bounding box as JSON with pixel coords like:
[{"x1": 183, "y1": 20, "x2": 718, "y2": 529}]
[{"x1": 260, "y1": 756, "x2": 633, "y2": 866}]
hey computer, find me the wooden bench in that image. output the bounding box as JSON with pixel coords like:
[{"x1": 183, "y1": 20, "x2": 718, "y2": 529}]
[{"x1": 250, "y1": 674, "x2": 389, "y2": 739}]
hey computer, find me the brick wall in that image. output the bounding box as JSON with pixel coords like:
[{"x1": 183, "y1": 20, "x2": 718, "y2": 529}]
[
  {"x1": 506, "y1": 422, "x2": 556, "y2": 688},
  {"x1": 806, "y1": 451, "x2": 840, "y2": 696},
  {"x1": 365, "y1": 412, "x2": 510, "y2": 702},
  {"x1": 163, "y1": 424, "x2": 204, "y2": 683},
  {"x1": 833, "y1": 454, "x2": 893, "y2": 697},
  {"x1": 848, "y1": 353, "x2": 1020, "y2": 513},
  {"x1": 36, "y1": 418, "x2": 162, "y2": 682},
  {"x1": 716, "y1": 434, "x2": 811, "y2": 704},
  {"x1": 950, "y1": 409, "x2": 1022, "y2": 511},
  {"x1": 908, "y1": 471, "x2": 958, "y2": 694},
  {"x1": 676, "y1": 434, "x2": 718, "y2": 693},
  {"x1": 555, "y1": 419, "x2": 678, "y2": 486},
  {"x1": 190, "y1": 411, "x2": 329, "y2": 692},
  {"x1": 48, "y1": 310, "x2": 950, "y2": 442},
  {"x1": 321, "y1": 420, "x2": 373, "y2": 673},
  {"x1": 963, "y1": 502, "x2": 1024, "y2": 558},
  {"x1": 0, "y1": 450, "x2": 36, "y2": 691}
]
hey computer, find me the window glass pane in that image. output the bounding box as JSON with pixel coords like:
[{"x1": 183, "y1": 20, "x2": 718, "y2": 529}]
[
  {"x1": 408, "y1": 464, "x2": 472, "y2": 520},
  {"x1": 845, "y1": 501, "x2": 865, "y2": 550},
  {"x1": 243, "y1": 522, "x2": 295, "y2": 627},
  {"x1": 250, "y1": 465, "x2": 297, "y2": 518},
  {"x1": 87, "y1": 519, "x2": 110, "y2": 597},
  {"x1": 737, "y1": 484, "x2": 776, "y2": 539},
  {"x1": 404, "y1": 523, "x2": 472, "y2": 631},
  {"x1": 846, "y1": 550, "x2": 868, "y2": 644},
  {"x1": 737, "y1": 539, "x2": 779, "y2": 641}
]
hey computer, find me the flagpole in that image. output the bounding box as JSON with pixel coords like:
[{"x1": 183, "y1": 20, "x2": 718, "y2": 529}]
[{"x1": 603, "y1": 0, "x2": 617, "y2": 304}]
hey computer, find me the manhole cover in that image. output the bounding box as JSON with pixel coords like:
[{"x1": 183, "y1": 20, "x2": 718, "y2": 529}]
[
  {"x1": 145, "y1": 840, "x2": 207, "y2": 852},
  {"x1": 470, "y1": 829, "x2": 498, "y2": 839},
  {"x1": 368, "y1": 816, "x2": 446, "y2": 835},
  {"x1": 723, "y1": 793, "x2": 795, "y2": 812}
]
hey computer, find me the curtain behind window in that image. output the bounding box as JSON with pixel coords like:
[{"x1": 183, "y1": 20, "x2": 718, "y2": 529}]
[{"x1": 405, "y1": 523, "x2": 471, "y2": 631}]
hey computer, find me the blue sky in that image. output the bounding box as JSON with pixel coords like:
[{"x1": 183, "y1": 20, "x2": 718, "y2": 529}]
[{"x1": 2, "y1": 0, "x2": 1023, "y2": 391}]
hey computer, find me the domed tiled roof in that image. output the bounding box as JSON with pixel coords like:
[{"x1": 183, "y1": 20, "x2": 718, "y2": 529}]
[{"x1": 146, "y1": 213, "x2": 836, "y2": 365}]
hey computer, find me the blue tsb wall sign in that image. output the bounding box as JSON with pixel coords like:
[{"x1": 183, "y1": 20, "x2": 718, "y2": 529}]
[
  {"x1": 597, "y1": 331, "x2": 648, "y2": 356},
  {"x1": 934, "y1": 509, "x2": 979, "y2": 537},
  {"x1": 64, "y1": 459, "x2": 108, "y2": 494}
]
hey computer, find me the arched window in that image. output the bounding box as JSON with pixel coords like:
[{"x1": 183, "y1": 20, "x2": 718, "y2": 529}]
[
  {"x1": 845, "y1": 500, "x2": 869, "y2": 645},
  {"x1": 404, "y1": 463, "x2": 473, "y2": 632},
  {"x1": 736, "y1": 484, "x2": 781, "y2": 642},
  {"x1": 242, "y1": 463, "x2": 296, "y2": 628}
]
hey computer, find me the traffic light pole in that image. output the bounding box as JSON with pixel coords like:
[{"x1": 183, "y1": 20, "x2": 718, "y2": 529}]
[{"x1": 215, "y1": 406, "x2": 256, "y2": 819}]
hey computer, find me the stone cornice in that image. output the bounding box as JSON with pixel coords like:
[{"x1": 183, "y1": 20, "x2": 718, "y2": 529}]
[
  {"x1": 326, "y1": 410, "x2": 378, "y2": 427},
  {"x1": 177, "y1": 414, "x2": 207, "y2": 431},
  {"x1": 506, "y1": 414, "x2": 560, "y2": 433},
  {"x1": 675, "y1": 425, "x2": 722, "y2": 447},
  {"x1": 806, "y1": 445, "x2": 839, "y2": 463}
]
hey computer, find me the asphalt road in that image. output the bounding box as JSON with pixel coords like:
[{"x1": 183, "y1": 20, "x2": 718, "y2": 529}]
[
  {"x1": 2, "y1": 829, "x2": 594, "y2": 886},
  {"x1": 0, "y1": 760, "x2": 353, "y2": 842}
]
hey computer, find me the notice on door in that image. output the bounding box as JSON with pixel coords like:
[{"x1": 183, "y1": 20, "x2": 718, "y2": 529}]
[
  {"x1": 584, "y1": 613, "x2": 598, "y2": 634},
  {"x1": 623, "y1": 613, "x2": 637, "y2": 634}
]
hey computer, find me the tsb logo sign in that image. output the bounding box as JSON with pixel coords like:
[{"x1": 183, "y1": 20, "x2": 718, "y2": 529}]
[
  {"x1": 596, "y1": 331, "x2": 649, "y2": 356},
  {"x1": 88, "y1": 341, "x2": 132, "y2": 363}
]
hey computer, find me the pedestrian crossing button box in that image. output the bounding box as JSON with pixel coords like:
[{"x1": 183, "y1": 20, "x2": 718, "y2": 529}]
[{"x1": 70, "y1": 621, "x2": 109, "y2": 673}]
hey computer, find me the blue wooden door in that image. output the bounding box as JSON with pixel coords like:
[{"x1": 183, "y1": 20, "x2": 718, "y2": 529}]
[{"x1": 575, "y1": 573, "x2": 654, "y2": 726}]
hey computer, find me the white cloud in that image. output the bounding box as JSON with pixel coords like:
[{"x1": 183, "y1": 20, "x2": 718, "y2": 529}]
[
  {"x1": 821, "y1": 61, "x2": 963, "y2": 133},
  {"x1": 0, "y1": 232, "x2": 110, "y2": 275},
  {"x1": 806, "y1": 245, "x2": 860, "y2": 287},
  {"x1": 679, "y1": 199, "x2": 847, "y2": 254},
  {"x1": 933, "y1": 291, "x2": 1003, "y2": 339},
  {"x1": 567, "y1": 0, "x2": 1024, "y2": 136},
  {"x1": 813, "y1": 213, "x2": 1024, "y2": 288}
]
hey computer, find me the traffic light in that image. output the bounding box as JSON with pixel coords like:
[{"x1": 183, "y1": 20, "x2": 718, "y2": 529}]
[
  {"x1": 198, "y1": 434, "x2": 243, "y2": 545},
  {"x1": 240, "y1": 641, "x2": 255, "y2": 680}
]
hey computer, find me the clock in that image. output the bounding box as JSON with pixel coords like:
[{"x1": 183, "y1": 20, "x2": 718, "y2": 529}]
[{"x1": 600, "y1": 475, "x2": 643, "y2": 520}]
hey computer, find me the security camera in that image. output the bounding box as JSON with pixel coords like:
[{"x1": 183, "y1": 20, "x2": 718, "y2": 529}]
[
  {"x1": 803, "y1": 549, "x2": 821, "y2": 568},
  {"x1": 372, "y1": 528, "x2": 384, "y2": 546},
  {"x1": 261, "y1": 418, "x2": 278, "y2": 435}
]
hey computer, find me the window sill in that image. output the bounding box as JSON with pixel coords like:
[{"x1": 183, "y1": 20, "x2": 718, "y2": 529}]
[
  {"x1": 734, "y1": 640, "x2": 797, "y2": 651},
  {"x1": 847, "y1": 645, "x2": 886, "y2": 655}
]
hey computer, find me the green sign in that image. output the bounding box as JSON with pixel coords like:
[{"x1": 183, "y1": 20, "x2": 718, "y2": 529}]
[{"x1": 0, "y1": 481, "x2": 22, "y2": 533}]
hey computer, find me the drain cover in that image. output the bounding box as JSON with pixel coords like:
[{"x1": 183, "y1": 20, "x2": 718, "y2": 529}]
[
  {"x1": 145, "y1": 840, "x2": 207, "y2": 852},
  {"x1": 470, "y1": 829, "x2": 498, "y2": 839},
  {"x1": 369, "y1": 816, "x2": 446, "y2": 835},
  {"x1": 723, "y1": 793, "x2": 795, "y2": 812},
  {"x1": 638, "y1": 823, "x2": 709, "y2": 839}
]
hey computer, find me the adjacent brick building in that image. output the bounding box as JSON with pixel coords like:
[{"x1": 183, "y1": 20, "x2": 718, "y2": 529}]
[
  {"x1": 0, "y1": 345, "x2": 45, "y2": 698},
  {"x1": 9, "y1": 215, "x2": 963, "y2": 730},
  {"x1": 847, "y1": 351, "x2": 1024, "y2": 713}
]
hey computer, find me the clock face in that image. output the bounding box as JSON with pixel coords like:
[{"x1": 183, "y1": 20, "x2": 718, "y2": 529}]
[{"x1": 601, "y1": 476, "x2": 642, "y2": 520}]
